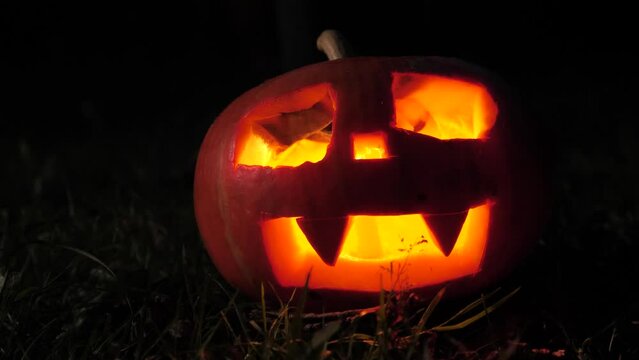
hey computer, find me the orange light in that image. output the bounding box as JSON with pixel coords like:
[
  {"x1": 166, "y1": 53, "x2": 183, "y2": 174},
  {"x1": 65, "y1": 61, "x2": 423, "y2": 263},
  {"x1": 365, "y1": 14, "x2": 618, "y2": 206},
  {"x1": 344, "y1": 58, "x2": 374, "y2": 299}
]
[
  {"x1": 392, "y1": 74, "x2": 498, "y2": 139},
  {"x1": 261, "y1": 204, "x2": 491, "y2": 292},
  {"x1": 352, "y1": 132, "x2": 390, "y2": 160},
  {"x1": 236, "y1": 134, "x2": 329, "y2": 168},
  {"x1": 235, "y1": 83, "x2": 333, "y2": 168}
]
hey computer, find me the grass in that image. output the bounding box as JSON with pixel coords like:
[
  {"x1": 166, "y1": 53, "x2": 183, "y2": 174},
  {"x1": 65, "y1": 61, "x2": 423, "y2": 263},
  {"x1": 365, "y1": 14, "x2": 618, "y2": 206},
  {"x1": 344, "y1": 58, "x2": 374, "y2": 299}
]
[{"x1": 1, "y1": 126, "x2": 639, "y2": 359}]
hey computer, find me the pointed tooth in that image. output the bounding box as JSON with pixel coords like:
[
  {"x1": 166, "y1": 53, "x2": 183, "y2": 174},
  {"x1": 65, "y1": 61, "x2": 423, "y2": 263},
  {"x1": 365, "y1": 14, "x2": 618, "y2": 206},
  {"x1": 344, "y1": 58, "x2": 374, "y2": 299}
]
[
  {"x1": 423, "y1": 211, "x2": 468, "y2": 257},
  {"x1": 296, "y1": 217, "x2": 348, "y2": 266}
]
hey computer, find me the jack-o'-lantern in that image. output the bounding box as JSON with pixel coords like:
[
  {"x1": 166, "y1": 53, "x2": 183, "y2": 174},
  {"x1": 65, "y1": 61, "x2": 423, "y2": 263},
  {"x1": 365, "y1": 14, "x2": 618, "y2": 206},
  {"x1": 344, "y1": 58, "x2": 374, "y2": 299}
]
[{"x1": 194, "y1": 31, "x2": 543, "y2": 309}]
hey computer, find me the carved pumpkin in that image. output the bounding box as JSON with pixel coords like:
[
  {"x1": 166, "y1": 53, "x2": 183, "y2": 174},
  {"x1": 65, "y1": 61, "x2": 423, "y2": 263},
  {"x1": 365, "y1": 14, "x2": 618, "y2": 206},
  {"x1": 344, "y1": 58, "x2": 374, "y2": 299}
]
[{"x1": 194, "y1": 53, "x2": 542, "y2": 308}]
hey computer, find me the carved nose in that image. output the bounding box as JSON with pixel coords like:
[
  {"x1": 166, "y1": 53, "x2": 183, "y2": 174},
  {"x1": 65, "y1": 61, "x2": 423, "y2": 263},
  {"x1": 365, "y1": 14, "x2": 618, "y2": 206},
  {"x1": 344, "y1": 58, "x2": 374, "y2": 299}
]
[{"x1": 351, "y1": 131, "x2": 390, "y2": 160}]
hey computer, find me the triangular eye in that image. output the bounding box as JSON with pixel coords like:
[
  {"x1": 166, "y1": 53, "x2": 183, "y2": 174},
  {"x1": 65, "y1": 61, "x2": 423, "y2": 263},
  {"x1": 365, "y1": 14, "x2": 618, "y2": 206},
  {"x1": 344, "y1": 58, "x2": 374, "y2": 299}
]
[
  {"x1": 391, "y1": 73, "x2": 498, "y2": 140},
  {"x1": 235, "y1": 84, "x2": 336, "y2": 168}
]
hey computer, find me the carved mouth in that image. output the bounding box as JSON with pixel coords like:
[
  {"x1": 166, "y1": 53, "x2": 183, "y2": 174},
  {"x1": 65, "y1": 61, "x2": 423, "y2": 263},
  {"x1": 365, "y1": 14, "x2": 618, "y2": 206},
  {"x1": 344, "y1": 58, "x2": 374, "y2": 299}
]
[{"x1": 260, "y1": 203, "x2": 491, "y2": 292}]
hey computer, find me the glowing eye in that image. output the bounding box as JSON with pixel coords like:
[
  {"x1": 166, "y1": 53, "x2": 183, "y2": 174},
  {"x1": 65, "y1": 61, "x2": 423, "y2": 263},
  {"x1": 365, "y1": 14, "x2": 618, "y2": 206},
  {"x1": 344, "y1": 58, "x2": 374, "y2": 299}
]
[
  {"x1": 351, "y1": 132, "x2": 390, "y2": 160},
  {"x1": 235, "y1": 84, "x2": 335, "y2": 168},
  {"x1": 391, "y1": 73, "x2": 498, "y2": 140}
]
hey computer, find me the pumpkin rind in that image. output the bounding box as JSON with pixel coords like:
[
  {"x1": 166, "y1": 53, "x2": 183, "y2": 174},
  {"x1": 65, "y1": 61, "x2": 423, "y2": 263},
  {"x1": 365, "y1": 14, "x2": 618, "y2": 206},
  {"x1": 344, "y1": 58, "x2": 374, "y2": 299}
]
[{"x1": 194, "y1": 56, "x2": 543, "y2": 309}]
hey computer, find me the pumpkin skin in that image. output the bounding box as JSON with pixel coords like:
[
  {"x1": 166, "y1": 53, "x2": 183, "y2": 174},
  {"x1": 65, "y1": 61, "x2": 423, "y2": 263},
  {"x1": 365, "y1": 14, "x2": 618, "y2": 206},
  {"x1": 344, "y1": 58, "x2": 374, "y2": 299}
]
[{"x1": 194, "y1": 56, "x2": 543, "y2": 309}]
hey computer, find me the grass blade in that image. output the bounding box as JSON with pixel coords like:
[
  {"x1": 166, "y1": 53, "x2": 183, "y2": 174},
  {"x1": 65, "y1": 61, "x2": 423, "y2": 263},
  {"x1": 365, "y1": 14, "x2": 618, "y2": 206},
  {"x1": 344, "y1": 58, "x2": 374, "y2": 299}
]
[
  {"x1": 405, "y1": 286, "x2": 446, "y2": 360},
  {"x1": 47, "y1": 242, "x2": 117, "y2": 279},
  {"x1": 432, "y1": 287, "x2": 520, "y2": 332},
  {"x1": 311, "y1": 320, "x2": 342, "y2": 350},
  {"x1": 261, "y1": 282, "x2": 268, "y2": 336},
  {"x1": 287, "y1": 271, "x2": 311, "y2": 357},
  {"x1": 436, "y1": 287, "x2": 501, "y2": 328}
]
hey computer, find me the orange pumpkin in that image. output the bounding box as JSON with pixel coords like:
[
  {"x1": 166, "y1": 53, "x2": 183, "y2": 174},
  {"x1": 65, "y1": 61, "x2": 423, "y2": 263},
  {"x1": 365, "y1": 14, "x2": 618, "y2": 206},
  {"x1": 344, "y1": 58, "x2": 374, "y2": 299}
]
[{"x1": 194, "y1": 52, "x2": 543, "y2": 309}]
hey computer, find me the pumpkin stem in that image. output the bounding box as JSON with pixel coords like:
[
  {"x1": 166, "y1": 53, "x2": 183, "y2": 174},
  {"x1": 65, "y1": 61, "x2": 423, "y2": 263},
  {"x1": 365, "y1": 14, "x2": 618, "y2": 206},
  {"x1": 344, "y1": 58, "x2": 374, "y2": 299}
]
[{"x1": 316, "y1": 30, "x2": 352, "y2": 60}]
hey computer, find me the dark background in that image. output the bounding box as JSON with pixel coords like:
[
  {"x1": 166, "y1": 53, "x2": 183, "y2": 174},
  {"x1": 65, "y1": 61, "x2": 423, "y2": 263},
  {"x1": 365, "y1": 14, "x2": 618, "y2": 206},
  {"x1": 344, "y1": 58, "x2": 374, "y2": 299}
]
[
  {"x1": 3, "y1": 1, "x2": 637, "y2": 140},
  {"x1": 2, "y1": 0, "x2": 639, "y2": 356},
  {"x1": 3, "y1": 0, "x2": 639, "y2": 215}
]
